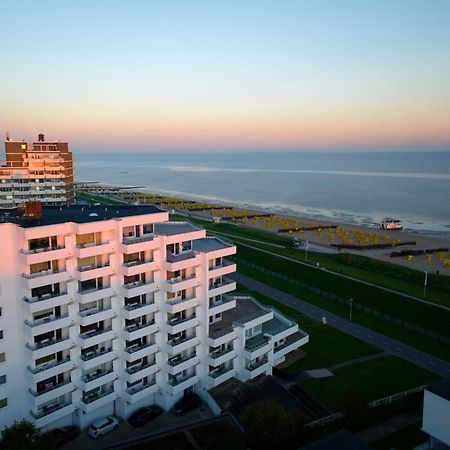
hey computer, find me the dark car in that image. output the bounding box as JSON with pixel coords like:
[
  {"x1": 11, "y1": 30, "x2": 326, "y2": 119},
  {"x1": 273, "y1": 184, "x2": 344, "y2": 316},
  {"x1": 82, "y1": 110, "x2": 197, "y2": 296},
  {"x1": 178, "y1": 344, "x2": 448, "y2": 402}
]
[
  {"x1": 50, "y1": 426, "x2": 80, "y2": 446},
  {"x1": 171, "y1": 393, "x2": 201, "y2": 416},
  {"x1": 128, "y1": 405, "x2": 164, "y2": 427}
]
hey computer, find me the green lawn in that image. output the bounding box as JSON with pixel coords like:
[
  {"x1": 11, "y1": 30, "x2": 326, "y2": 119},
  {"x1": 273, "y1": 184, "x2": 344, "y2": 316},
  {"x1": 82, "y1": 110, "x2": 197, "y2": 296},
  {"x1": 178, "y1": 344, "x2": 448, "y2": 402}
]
[
  {"x1": 300, "y1": 355, "x2": 439, "y2": 412},
  {"x1": 372, "y1": 422, "x2": 428, "y2": 450},
  {"x1": 239, "y1": 288, "x2": 382, "y2": 371},
  {"x1": 238, "y1": 264, "x2": 450, "y2": 361}
]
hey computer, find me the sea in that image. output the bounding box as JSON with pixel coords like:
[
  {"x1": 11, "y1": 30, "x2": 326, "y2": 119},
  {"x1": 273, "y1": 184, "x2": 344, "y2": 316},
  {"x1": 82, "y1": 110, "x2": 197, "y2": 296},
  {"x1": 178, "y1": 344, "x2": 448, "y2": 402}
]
[{"x1": 74, "y1": 151, "x2": 450, "y2": 240}]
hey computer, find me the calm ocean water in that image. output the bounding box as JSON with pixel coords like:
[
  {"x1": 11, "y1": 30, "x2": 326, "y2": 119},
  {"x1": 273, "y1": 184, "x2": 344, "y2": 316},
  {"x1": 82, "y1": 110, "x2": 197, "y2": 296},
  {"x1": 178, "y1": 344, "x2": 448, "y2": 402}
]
[{"x1": 74, "y1": 151, "x2": 450, "y2": 239}]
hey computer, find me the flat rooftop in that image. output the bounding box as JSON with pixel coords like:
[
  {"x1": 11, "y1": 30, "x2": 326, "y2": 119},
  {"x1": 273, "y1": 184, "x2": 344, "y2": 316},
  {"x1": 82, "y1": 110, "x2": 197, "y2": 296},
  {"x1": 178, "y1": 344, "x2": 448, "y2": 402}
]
[
  {"x1": 154, "y1": 221, "x2": 200, "y2": 236},
  {"x1": 0, "y1": 204, "x2": 163, "y2": 228},
  {"x1": 193, "y1": 237, "x2": 233, "y2": 253},
  {"x1": 262, "y1": 317, "x2": 291, "y2": 336},
  {"x1": 209, "y1": 296, "x2": 271, "y2": 338}
]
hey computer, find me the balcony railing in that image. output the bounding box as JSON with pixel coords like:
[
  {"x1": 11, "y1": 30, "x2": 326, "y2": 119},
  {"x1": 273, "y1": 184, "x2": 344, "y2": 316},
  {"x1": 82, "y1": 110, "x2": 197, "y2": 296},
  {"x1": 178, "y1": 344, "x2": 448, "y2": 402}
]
[
  {"x1": 166, "y1": 251, "x2": 196, "y2": 263},
  {"x1": 79, "y1": 326, "x2": 113, "y2": 340},
  {"x1": 244, "y1": 334, "x2": 271, "y2": 352},
  {"x1": 168, "y1": 372, "x2": 196, "y2": 386},
  {"x1": 123, "y1": 234, "x2": 154, "y2": 245},
  {"x1": 78, "y1": 285, "x2": 111, "y2": 295},
  {"x1": 30, "y1": 401, "x2": 72, "y2": 419},
  {"x1": 26, "y1": 336, "x2": 71, "y2": 351},
  {"x1": 124, "y1": 342, "x2": 155, "y2": 354},
  {"x1": 82, "y1": 387, "x2": 114, "y2": 404},
  {"x1": 124, "y1": 320, "x2": 155, "y2": 333},
  {"x1": 167, "y1": 313, "x2": 196, "y2": 327},
  {"x1": 80, "y1": 347, "x2": 113, "y2": 362},
  {"x1": 246, "y1": 357, "x2": 269, "y2": 371},
  {"x1": 23, "y1": 291, "x2": 68, "y2": 304},
  {"x1": 25, "y1": 313, "x2": 69, "y2": 327},
  {"x1": 209, "y1": 366, "x2": 233, "y2": 378},
  {"x1": 81, "y1": 368, "x2": 114, "y2": 383},
  {"x1": 77, "y1": 262, "x2": 110, "y2": 272},
  {"x1": 166, "y1": 274, "x2": 196, "y2": 285},
  {"x1": 21, "y1": 245, "x2": 65, "y2": 255},
  {"x1": 126, "y1": 380, "x2": 156, "y2": 395},
  {"x1": 123, "y1": 301, "x2": 154, "y2": 312},
  {"x1": 29, "y1": 378, "x2": 71, "y2": 397},
  {"x1": 208, "y1": 259, "x2": 234, "y2": 270},
  {"x1": 78, "y1": 306, "x2": 111, "y2": 318},
  {"x1": 28, "y1": 356, "x2": 72, "y2": 374},
  {"x1": 123, "y1": 258, "x2": 153, "y2": 268},
  {"x1": 23, "y1": 268, "x2": 67, "y2": 279},
  {"x1": 76, "y1": 241, "x2": 110, "y2": 249},
  {"x1": 209, "y1": 347, "x2": 233, "y2": 359},
  {"x1": 125, "y1": 361, "x2": 155, "y2": 375},
  {"x1": 209, "y1": 295, "x2": 235, "y2": 309},
  {"x1": 167, "y1": 295, "x2": 196, "y2": 307},
  {"x1": 167, "y1": 334, "x2": 196, "y2": 347},
  {"x1": 168, "y1": 352, "x2": 197, "y2": 367}
]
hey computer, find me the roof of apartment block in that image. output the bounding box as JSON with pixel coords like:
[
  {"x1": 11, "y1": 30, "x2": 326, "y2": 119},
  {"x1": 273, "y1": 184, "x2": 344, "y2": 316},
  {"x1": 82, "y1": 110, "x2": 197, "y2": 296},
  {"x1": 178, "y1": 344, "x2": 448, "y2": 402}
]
[
  {"x1": 262, "y1": 317, "x2": 292, "y2": 336},
  {"x1": 154, "y1": 221, "x2": 200, "y2": 236},
  {"x1": 0, "y1": 204, "x2": 163, "y2": 228},
  {"x1": 426, "y1": 377, "x2": 450, "y2": 401},
  {"x1": 209, "y1": 296, "x2": 271, "y2": 338},
  {"x1": 193, "y1": 237, "x2": 233, "y2": 252}
]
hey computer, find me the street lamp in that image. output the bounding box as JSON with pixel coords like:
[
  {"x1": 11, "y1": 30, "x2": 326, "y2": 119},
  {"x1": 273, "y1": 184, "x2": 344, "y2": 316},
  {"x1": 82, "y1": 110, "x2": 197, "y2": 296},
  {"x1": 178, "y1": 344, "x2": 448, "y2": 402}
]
[
  {"x1": 349, "y1": 298, "x2": 353, "y2": 321},
  {"x1": 423, "y1": 267, "x2": 428, "y2": 298},
  {"x1": 305, "y1": 239, "x2": 309, "y2": 261}
]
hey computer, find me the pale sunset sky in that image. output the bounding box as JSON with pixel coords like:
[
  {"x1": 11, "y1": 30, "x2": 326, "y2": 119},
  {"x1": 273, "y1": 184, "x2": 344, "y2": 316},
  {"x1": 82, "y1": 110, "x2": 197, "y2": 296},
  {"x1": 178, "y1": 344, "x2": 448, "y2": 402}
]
[{"x1": 1, "y1": 1, "x2": 449, "y2": 151}]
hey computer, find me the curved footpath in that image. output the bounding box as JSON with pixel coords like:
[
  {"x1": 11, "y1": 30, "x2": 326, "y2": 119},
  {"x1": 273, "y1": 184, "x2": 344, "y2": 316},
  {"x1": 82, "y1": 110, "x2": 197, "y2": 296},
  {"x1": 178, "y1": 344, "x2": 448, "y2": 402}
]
[{"x1": 232, "y1": 272, "x2": 450, "y2": 377}]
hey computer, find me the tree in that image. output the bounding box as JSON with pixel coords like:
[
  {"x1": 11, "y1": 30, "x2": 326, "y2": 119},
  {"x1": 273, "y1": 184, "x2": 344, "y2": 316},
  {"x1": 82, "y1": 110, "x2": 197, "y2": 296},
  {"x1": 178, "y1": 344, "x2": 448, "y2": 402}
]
[
  {"x1": 239, "y1": 400, "x2": 296, "y2": 450},
  {"x1": 0, "y1": 420, "x2": 58, "y2": 450}
]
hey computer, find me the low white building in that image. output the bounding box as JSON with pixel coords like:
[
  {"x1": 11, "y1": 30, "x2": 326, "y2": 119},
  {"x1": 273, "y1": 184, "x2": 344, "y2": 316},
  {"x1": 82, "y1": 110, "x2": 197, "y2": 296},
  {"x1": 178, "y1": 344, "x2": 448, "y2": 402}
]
[
  {"x1": 422, "y1": 378, "x2": 450, "y2": 449},
  {"x1": 0, "y1": 204, "x2": 308, "y2": 430}
]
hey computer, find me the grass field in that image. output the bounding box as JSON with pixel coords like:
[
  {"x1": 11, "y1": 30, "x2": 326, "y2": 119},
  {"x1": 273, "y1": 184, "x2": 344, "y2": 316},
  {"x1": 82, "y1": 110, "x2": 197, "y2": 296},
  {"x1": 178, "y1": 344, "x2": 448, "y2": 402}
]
[
  {"x1": 242, "y1": 289, "x2": 382, "y2": 370},
  {"x1": 372, "y1": 421, "x2": 428, "y2": 450},
  {"x1": 300, "y1": 355, "x2": 439, "y2": 412}
]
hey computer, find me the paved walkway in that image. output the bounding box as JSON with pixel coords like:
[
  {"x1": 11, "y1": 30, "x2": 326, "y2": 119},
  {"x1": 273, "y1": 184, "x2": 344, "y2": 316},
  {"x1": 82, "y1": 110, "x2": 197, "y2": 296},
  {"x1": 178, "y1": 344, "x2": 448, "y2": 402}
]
[
  {"x1": 328, "y1": 351, "x2": 389, "y2": 371},
  {"x1": 233, "y1": 273, "x2": 450, "y2": 377}
]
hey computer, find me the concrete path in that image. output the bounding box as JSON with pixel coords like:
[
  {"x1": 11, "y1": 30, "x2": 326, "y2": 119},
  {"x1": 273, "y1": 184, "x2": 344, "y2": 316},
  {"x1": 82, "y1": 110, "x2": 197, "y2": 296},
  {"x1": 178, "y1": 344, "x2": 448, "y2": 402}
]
[
  {"x1": 228, "y1": 239, "x2": 450, "y2": 312},
  {"x1": 328, "y1": 351, "x2": 388, "y2": 371},
  {"x1": 233, "y1": 272, "x2": 450, "y2": 377}
]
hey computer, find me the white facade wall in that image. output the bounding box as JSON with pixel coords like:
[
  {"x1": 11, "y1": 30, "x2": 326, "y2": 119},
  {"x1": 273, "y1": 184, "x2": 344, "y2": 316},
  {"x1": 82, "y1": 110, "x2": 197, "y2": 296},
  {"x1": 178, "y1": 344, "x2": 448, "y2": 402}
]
[
  {"x1": 0, "y1": 208, "x2": 307, "y2": 431},
  {"x1": 423, "y1": 390, "x2": 450, "y2": 448}
]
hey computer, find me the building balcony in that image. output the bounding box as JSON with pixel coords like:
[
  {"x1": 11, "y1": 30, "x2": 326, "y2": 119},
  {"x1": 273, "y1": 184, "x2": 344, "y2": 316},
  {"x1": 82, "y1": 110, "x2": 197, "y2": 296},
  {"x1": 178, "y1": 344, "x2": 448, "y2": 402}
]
[
  {"x1": 22, "y1": 269, "x2": 70, "y2": 290},
  {"x1": 243, "y1": 357, "x2": 270, "y2": 380},
  {"x1": 79, "y1": 327, "x2": 116, "y2": 348},
  {"x1": 26, "y1": 337, "x2": 74, "y2": 360},
  {"x1": 28, "y1": 357, "x2": 75, "y2": 383},
  {"x1": 164, "y1": 275, "x2": 198, "y2": 293},
  {"x1": 123, "y1": 380, "x2": 159, "y2": 403},
  {"x1": 74, "y1": 241, "x2": 114, "y2": 259},
  {"x1": 76, "y1": 262, "x2": 114, "y2": 281},
  {"x1": 79, "y1": 369, "x2": 117, "y2": 392},
  {"x1": 119, "y1": 234, "x2": 157, "y2": 254},
  {"x1": 208, "y1": 278, "x2": 236, "y2": 298},
  {"x1": 77, "y1": 306, "x2": 116, "y2": 326},
  {"x1": 208, "y1": 260, "x2": 237, "y2": 279},
  {"x1": 166, "y1": 314, "x2": 199, "y2": 335},
  {"x1": 75, "y1": 286, "x2": 115, "y2": 304},
  {"x1": 123, "y1": 342, "x2": 158, "y2": 361},
  {"x1": 208, "y1": 295, "x2": 236, "y2": 316},
  {"x1": 167, "y1": 373, "x2": 199, "y2": 395},
  {"x1": 273, "y1": 331, "x2": 309, "y2": 360},
  {"x1": 163, "y1": 253, "x2": 201, "y2": 272},
  {"x1": 165, "y1": 295, "x2": 200, "y2": 314},
  {"x1": 207, "y1": 348, "x2": 236, "y2": 367},
  {"x1": 207, "y1": 330, "x2": 237, "y2": 348},
  {"x1": 79, "y1": 347, "x2": 117, "y2": 371},
  {"x1": 166, "y1": 353, "x2": 199, "y2": 376},
  {"x1": 208, "y1": 367, "x2": 235, "y2": 387},
  {"x1": 24, "y1": 314, "x2": 73, "y2": 337},
  {"x1": 80, "y1": 388, "x2": 117, "y2": 413},
  {"x1": 121, "y1": 280, "x2": 158, "y2": 298},
  {"x1": 243, "y1": 335, "x2": 272, "y2": 359},
  {"x1": 120, "y1": 259, "x2": 158, "y2": 277},
  {"x1": 124, "y1": 361, "x2": 159, "y2": 383},
  {"x1": 121, "y1": 301, "x2": 159, "y2": 320},
  {"x1": 20, "y1": 246, "x2": 69, "y2": 265},
  {"x1": 30, "y1": 401, "x2": 75, "y2": 429},
  {"x1": 23, "y1": 292, "x2": 71, "y2": 314},
  {"x1": 29, "y1": 379, "x2": 74, "y2": 406},
  {"x1": 165, "y1": 335, "x2": 199, "y2": 356},
  {"x1": 122, "y1": 320, "x2": 158, "y2": 341}
]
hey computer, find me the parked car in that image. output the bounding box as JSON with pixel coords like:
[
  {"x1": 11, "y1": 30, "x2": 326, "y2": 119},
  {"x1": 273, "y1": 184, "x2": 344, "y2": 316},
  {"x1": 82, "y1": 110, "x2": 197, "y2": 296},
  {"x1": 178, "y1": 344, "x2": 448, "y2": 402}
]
[
  {"x1": 88, "y1": 416, "x2": 119, "y2": 439},
  {"x1": 49, "y1": 426, "x2": 80, "y2": 446},
  {"x1": 128, "y1": 405, "x2": 164, "y2": 427},
  {"x1": 171, "y1": 393, "x2": 201, "y2": 416}
]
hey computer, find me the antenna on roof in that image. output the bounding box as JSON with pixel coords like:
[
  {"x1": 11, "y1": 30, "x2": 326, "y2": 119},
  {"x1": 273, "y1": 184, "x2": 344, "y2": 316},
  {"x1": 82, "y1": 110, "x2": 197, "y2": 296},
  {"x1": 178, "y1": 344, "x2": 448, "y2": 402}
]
[{"x1": 5, "y1": 131, "x2": 10, "y2": 141}]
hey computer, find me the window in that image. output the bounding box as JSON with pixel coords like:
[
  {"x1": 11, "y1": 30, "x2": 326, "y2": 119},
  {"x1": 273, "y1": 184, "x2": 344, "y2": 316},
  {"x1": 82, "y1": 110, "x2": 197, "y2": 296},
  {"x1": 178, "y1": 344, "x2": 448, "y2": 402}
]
[
  {"x1": 0, "y1": 375, "x2": 5, "y2": 385},
  {"x1": 0, "y1": 331, "x2": 3, "y2": 340},
  {"x1": 0, "y1": 307, "x2": 2, "y2": 317},
  {"x1": 0, "y1": 353, "x2": 4, "y2": 364},
  {"x1": 0, "y1": 398, "x2": 7, "y2": 409}
]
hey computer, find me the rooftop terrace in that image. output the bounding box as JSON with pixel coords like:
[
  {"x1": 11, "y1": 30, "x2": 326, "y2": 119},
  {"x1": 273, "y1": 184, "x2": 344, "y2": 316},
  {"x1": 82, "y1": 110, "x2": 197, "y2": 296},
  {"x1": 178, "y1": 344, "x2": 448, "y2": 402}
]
[
  {"x1": 154, "y1": 221, "x2": 200, "y2": 236},
  {"x1": 193, "y1": 237, "x2": 234, "y2": 252}
]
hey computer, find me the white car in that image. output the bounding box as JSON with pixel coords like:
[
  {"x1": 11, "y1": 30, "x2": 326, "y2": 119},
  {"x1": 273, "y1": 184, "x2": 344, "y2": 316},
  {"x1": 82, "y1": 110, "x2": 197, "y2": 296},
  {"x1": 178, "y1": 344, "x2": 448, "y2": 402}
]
[{"x1": 88, "y1": 416, "x2": 119, "y2": 439}]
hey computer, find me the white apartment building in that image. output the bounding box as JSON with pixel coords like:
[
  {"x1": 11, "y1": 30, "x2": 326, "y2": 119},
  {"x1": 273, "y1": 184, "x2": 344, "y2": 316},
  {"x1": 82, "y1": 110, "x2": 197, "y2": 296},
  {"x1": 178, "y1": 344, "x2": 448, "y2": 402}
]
[{"x1": 0, "y1": 204, "x2": 308, "y2": 430}]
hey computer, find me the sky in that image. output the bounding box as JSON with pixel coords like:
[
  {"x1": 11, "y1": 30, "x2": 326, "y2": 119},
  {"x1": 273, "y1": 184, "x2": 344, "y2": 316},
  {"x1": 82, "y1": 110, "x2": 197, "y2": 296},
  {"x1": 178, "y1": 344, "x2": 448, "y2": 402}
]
[{"x1": 0, "y1": 1, "x2": 449, "y2": 152}]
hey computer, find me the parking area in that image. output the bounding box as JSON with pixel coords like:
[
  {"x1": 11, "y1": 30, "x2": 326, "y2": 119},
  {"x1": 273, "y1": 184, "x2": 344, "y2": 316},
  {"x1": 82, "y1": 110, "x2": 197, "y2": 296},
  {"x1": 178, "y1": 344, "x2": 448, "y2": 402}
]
[{"x1": 63, "y1": 402, "x2": 214, "y2": 450}]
